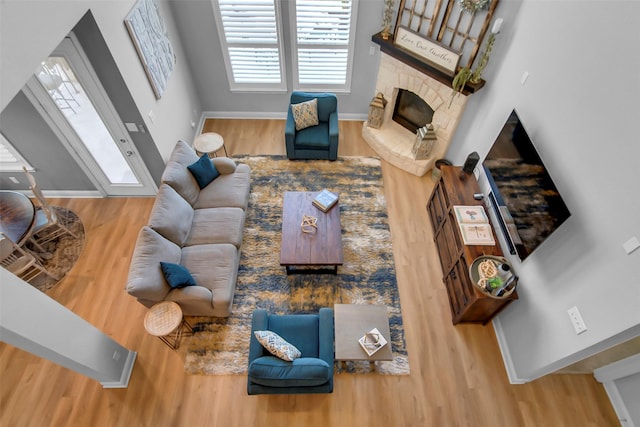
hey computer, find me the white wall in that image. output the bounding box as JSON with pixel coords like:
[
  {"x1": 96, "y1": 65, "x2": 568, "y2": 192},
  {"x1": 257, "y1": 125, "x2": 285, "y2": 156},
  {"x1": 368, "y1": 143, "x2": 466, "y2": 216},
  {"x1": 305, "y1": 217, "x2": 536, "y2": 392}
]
[
  {"x1": 0, "y1": 0, "x2": 201, "y2": 161},
  {"x1": 169, "y1": 0, "x2": 383, "y2": 116},
  {"x1": 0, "y1": 270, "x2": 136, "y2": 388},
  {"x1": 448, "y1": 0, "x2": 640, "y2": 381}
]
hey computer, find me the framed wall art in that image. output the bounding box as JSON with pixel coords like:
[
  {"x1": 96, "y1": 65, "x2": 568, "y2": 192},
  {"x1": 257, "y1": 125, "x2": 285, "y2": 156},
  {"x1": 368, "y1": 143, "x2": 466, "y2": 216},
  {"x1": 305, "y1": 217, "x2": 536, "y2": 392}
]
[
  {"x1": 394, "y1": 27, "x2": 461, "y2": 76},
  {"x1": 125, "y1": 0, "x2": 176, "y2": 99}
]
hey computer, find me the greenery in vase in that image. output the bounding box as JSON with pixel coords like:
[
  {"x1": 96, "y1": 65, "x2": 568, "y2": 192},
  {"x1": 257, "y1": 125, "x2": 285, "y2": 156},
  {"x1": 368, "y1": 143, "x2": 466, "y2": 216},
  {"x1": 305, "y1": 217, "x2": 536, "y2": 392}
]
[{"x1": 381, "y1": 0, "x2": 395, "y2": 38}]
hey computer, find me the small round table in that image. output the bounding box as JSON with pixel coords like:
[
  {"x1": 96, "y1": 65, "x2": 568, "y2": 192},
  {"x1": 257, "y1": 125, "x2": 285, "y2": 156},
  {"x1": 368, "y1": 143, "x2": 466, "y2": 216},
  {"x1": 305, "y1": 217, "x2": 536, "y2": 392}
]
[
  {"x1": 144, "y1": 301, "x2": 193, "y2": 349},
  {"x1": 193, "y1": 132, "x2": 228, "y2": 158},
  {"x1": 0, "y1": 190, "x2": 36, "y2": 245}
]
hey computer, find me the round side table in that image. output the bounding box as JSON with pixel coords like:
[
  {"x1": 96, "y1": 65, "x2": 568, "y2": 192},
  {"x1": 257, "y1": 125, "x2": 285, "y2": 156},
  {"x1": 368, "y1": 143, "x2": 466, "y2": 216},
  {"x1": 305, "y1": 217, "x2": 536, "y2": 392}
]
[
  {"x1": 193, "y1": 132, "x2": 228, "y2": 158},
  {"x1": 144, "y1": 301, "x2": 193, "y2": 349}
]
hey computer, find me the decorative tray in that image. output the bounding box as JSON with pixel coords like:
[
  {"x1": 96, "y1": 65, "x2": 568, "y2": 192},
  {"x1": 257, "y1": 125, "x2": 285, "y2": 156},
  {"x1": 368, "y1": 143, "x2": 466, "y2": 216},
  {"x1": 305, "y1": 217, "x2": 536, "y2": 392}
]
[
  {"x1": 469, "y1": 255, "x2": 518, "y2": 299},
  {"x1": 358, "y1": 328, "x2": 388, "y2": 356}
]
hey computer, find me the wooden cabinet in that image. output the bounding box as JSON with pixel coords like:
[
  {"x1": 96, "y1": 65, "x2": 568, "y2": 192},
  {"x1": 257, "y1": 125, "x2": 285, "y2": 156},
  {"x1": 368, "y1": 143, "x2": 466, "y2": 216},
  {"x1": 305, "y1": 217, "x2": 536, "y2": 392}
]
[{"x1": 427, "y1": 165, "x2": 517, "y2": 325}]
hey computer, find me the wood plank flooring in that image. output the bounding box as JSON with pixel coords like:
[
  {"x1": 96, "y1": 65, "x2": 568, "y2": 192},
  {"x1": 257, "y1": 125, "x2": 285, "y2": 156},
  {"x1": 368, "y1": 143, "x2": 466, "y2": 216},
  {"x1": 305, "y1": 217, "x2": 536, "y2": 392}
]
[{"x1": 0, "y1": 119, "x2": 618, "y2": 426}]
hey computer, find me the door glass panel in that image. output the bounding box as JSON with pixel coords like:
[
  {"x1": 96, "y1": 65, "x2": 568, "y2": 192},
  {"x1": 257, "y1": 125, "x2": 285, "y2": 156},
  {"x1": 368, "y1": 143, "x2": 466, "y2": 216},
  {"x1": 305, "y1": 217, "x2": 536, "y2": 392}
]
[{"x1": 36, "y1": 57, "x2": 139, "y2": 184}]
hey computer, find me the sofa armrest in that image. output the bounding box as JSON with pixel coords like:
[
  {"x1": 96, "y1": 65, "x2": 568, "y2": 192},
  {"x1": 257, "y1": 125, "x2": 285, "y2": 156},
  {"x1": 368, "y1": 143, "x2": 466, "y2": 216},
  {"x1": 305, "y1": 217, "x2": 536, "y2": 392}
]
[
  {"x1": 211, "y1": 157, "x2": 237, "y2": 175},
  {"x1": 249, "y1": 309, "x2": 270, "y2": 363},
  {"x1": 318, "y1": 308, "x2": 334, "y2": 365}
]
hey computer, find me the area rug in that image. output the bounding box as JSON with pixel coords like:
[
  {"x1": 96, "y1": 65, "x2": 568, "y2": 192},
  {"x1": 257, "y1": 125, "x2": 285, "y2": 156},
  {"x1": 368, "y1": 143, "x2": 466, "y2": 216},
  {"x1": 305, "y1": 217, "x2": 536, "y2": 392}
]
[
  {"x1": 28, "y1": 207, "x2": 85, "y2": 293},
  {"x1": 184, "y1": 155, "x2": 409, "y2": 376}
]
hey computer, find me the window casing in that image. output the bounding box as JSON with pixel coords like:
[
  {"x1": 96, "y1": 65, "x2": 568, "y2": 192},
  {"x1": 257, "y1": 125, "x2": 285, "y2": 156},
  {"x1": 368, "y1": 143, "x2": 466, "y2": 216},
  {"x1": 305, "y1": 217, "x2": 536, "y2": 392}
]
[
  {"x1": 0, "y1": 133, "x2": 33, "y2": 172},
  {"x1": 291, "y1": 0, "x2": 358, "y2": 92},
  {"x1": 213, "y1": 0, "x2": 358, "y2": 93},
  {"x1": 213, "y1": 0, "x2": 287, "y2": 91}
]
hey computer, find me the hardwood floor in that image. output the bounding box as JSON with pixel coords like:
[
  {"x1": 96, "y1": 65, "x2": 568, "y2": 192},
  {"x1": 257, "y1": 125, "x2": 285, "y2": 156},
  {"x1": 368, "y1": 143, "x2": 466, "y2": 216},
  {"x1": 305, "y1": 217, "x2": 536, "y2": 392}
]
[{"x1": 1, "y1": 119, "x2": 617, "y2": 426}]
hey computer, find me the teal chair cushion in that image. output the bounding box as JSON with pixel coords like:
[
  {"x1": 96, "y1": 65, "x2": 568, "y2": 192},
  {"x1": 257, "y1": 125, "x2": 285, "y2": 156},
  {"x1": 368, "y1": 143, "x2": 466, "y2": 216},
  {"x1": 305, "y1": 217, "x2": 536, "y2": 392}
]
[
  {"x1": 294, "y1": 123, "x2": 331, "y2": 149},
  {"x1": 248, "y1": 356, "x2": 332, "y2": 387}
]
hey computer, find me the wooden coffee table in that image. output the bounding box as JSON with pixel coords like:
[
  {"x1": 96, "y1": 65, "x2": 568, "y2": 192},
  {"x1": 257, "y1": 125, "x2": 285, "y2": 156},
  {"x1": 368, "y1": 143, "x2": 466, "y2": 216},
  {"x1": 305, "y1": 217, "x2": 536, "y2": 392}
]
[
  {"x1": 334, "y1": 304, "x2": 393, "y2": 362},
  {"x1": 280, "y1": 191, "x2": 343, "y2": 274}
]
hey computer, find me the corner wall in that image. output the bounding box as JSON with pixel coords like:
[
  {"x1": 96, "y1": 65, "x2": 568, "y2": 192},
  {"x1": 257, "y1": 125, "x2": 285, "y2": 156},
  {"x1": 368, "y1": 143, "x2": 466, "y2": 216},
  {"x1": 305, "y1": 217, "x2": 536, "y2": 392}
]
[{"x1": 446, "y1": 0, "x2": 640, "y2": 380}]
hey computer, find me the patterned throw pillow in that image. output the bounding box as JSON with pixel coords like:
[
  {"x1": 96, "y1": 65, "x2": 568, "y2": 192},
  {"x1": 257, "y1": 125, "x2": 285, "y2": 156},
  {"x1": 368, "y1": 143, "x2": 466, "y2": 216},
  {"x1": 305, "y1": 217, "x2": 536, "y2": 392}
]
[
  {"x1": 291, "y1": 98, "x2": 319, "y2": 131},
  {"x1": 254, "y1": 330, "x2": 302, "y2": 361}
]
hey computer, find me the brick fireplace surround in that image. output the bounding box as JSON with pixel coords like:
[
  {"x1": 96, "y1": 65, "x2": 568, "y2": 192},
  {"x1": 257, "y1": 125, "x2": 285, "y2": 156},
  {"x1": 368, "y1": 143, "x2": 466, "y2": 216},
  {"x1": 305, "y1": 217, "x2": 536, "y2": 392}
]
[{"x1": 362, "y1": 53, "x2": 469, "y2": 177}]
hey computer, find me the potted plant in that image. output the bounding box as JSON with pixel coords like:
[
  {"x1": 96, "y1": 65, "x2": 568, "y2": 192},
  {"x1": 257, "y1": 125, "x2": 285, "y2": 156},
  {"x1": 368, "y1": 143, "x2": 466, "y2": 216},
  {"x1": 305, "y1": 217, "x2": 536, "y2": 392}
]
[{"x1": 381, "y1": 0, "x2": 395, "y2": 39}]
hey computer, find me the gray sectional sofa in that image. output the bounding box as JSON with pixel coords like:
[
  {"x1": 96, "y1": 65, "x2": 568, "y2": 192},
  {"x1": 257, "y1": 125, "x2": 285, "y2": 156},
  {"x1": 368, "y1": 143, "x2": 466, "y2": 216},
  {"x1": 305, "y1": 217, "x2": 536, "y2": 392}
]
[{"x1": 126, "y1": 140, "x2": 251, "y2": 317}]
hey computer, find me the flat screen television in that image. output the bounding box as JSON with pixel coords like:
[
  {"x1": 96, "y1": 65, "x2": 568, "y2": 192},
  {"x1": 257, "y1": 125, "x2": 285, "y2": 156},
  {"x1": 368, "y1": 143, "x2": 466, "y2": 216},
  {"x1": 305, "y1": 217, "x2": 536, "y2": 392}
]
[{"x1": 483, "y1": 109, "x2": 571, "y2": 260}]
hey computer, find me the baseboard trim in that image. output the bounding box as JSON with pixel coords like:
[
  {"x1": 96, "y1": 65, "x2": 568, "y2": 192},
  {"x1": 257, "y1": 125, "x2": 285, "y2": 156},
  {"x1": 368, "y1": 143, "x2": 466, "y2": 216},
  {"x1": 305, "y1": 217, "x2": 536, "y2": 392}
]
[
  {"x1": 101, "y1": 350, "x2": 137, "y2": 389},
  {"x1": 13, "y1": 190, "x2": 103, "y2": 198},
  {"x1": 200, "y1": 111, "x2": 368, "y2": 121}
]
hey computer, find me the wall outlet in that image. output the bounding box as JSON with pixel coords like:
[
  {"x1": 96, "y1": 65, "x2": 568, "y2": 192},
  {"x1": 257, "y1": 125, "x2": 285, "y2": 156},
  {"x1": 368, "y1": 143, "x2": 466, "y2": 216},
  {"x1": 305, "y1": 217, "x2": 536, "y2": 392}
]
[
  {"x1": 568, "y1": 306, "x2": 587, "y2": 335},
  {"x1": 623, "y1": 236, "x2": 640, "y2": 255}
]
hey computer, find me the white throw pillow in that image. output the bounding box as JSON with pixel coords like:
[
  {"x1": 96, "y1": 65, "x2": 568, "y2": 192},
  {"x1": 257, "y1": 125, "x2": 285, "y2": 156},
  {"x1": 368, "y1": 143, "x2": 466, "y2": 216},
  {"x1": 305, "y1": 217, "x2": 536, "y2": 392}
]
[
  {"x1": 291, "y1": 98, "x2": 319, "y2": 131},
  {"x1": 254, "y1": 330, "x2": 301, "y2": 361}
]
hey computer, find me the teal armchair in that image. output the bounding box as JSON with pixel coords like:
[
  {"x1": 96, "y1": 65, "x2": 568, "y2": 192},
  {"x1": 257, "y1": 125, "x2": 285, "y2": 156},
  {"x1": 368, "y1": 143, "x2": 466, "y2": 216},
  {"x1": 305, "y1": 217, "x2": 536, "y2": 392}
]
[
  {"x1": 285, "y1": 92, "x2": 339, "y2": 161},
  {"x1": 247, "y1": 308, "x2": 334, "y2": 395}
]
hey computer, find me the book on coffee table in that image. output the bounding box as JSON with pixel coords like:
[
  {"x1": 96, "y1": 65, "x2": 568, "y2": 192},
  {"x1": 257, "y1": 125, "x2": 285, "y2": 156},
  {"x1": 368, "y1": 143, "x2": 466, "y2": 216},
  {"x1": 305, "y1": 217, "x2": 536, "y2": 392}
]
[
  {"x1": 358, "y1": 327, "x2": 388, "y2": 357},
  {"x1": 312, "y1": 189, "x2": 339, "y2": 212}
]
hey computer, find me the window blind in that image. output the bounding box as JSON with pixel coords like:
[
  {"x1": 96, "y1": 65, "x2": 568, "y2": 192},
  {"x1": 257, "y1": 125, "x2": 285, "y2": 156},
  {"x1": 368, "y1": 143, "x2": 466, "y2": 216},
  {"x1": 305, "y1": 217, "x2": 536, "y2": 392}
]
[
  {"x1": 294, "y1": 0, "x2": 354, "y2": 86},
  {"x1": 217, "y1": 0, "x2": 284, "y2": 85},
  {"x1": 0, "y1": 134, "x2": 32, "y2": 172}
]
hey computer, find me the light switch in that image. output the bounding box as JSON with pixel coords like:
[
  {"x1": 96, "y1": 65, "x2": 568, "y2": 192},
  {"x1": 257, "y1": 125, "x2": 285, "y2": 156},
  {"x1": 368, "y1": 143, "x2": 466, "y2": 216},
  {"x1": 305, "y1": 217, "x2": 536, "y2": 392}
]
[
  {"x1": 623, "y1": 236, "x2": 640, "y2": 255},
  {"x1": 520, "y1": 71, "x2": 529, "y2": 86},
  {"x1": 125, "y1": 122, "x2": 139, "y2": 132}
]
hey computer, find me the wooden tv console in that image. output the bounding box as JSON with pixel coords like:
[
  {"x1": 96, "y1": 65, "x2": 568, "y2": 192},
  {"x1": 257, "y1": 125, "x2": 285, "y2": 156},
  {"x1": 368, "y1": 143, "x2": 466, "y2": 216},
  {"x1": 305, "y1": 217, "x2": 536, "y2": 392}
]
[{"x1": 427, "y1": 165, "x2": 518, "y2": 325}]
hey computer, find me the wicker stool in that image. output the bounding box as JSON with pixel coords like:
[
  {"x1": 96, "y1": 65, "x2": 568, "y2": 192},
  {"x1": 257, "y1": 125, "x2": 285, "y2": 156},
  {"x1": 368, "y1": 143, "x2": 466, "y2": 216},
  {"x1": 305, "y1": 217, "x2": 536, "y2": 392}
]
[{"x1": 144, "y1": 301, "x2": 193, "y2": 349}]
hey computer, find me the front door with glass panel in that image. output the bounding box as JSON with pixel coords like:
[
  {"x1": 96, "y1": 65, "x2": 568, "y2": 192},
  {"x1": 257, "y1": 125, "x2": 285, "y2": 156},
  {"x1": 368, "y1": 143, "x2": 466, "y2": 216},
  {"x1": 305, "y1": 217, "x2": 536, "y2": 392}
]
[{"x1": 25, "y1": 36, "x2": 156, "y2": 196}]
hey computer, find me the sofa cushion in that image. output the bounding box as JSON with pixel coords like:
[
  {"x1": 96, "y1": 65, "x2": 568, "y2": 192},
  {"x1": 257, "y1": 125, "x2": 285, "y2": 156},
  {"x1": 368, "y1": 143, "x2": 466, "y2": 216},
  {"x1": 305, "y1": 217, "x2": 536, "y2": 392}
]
[
  {"x1": 160, "y1": 262, "x2": 197, "y2": 289},
  {"x1": 184, "y1": 207, "x2": 245, "y2": 248},
  {"x1": 148, "y1": 184, "x2": 194, "y2": 246},
  {"x1": 248, "y1": 356, "x2": 331, "y2": 387},
  {"x1": 161, "y1": 140, "x2": 201, "y2": 205},
  {"x1": 194, "y1": 163, "x2": 251, "y2": 210},
  {"x1": 188, "y1": 154, "x2": 220, "y2": 189},
  {"x1": 180, "y1": 243, "x2": 239, "y2": 316},
  {"x1": 126, "y1": 227, "x2": 181, "y2": 302},
  {"x1": 254, "y1": 330, "x2": 302, "y2": 361},
  {"x1": 291, "y1": 98, "x2": 319, "y2": 131}
]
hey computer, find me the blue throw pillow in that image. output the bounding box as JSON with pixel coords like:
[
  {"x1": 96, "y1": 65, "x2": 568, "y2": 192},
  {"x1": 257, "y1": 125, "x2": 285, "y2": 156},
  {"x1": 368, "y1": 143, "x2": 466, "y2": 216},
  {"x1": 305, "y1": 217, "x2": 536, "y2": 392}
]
[
  {"x1": 160, "y1": 262, "x2": 197, "y2": 289},
  {"x1": 187, "y1": 154, "x2": 220, "y2": 189}
]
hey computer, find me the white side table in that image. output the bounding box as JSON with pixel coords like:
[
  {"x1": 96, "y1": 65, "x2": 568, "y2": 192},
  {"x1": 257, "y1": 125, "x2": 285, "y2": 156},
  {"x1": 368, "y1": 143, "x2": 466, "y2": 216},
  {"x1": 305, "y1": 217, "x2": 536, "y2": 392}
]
[
  {"x1": 193, "y1": 132, "x2": 228, "y2": 158},
  {"x1": 144, "y1": 301, "x2": 193, "y2": 349}
]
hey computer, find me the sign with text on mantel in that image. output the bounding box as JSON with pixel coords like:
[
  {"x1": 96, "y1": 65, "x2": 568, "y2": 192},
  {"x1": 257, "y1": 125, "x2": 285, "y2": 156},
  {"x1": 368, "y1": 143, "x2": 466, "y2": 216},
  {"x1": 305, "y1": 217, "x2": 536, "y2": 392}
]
[{"x1": 394, "y1": 27, "x2": 461, "y2": 76}]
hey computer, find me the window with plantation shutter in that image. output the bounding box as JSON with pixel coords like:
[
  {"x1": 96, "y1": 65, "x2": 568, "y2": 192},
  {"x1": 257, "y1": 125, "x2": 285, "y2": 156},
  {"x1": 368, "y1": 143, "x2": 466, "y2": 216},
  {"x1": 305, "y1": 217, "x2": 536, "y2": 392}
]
[
  {"x1": 213, "y1": 0, "x2": 286, "y2": 91},
  {"x1": 0, "y1": 133, "x2": 33, "y2": 172},
  {"x1": 292, "y1": 0, "x2": 357, "y2": 91}
]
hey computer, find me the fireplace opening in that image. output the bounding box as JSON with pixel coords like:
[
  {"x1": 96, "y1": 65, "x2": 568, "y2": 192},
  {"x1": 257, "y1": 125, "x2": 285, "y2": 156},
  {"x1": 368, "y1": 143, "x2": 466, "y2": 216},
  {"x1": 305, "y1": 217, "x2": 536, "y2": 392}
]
[{"x1": 392, "y1": 89, "x2": 434, "y2": 133}]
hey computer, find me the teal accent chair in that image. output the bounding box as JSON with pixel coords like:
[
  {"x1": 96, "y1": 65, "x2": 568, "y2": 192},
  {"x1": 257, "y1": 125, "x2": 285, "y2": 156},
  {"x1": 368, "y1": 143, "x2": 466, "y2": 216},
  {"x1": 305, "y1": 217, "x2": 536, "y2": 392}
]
[
  {"x1": 247, "y1": 308, "x2": 334, "y2": 395},
  {"x1": 285, "y1": 92, "x2": 339, "y2": 161}
]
